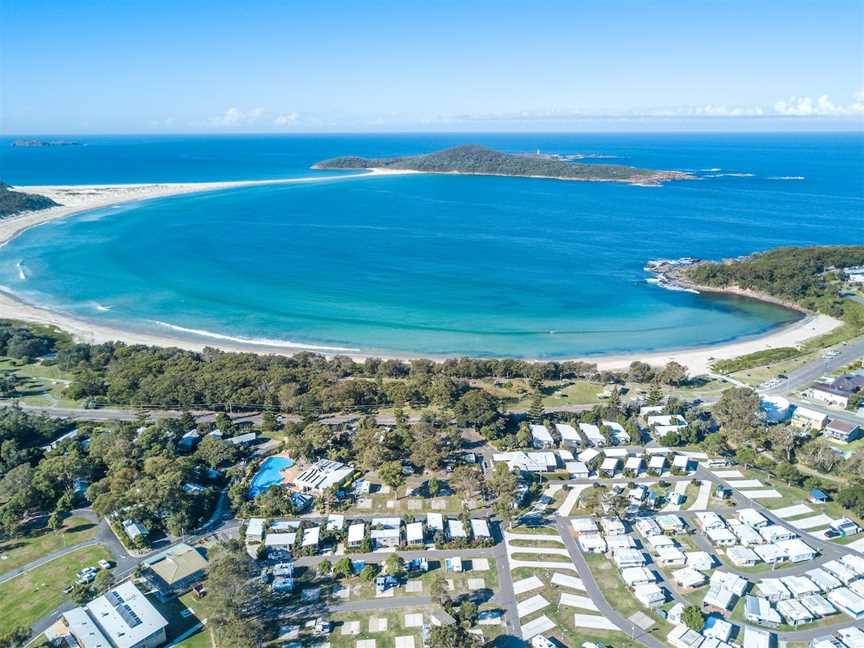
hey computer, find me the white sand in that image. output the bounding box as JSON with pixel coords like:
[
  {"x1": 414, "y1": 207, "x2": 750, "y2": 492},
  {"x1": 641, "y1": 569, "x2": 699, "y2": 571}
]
[{"x1": 0, "y1": 173, "x2": 842, "y2": 373}]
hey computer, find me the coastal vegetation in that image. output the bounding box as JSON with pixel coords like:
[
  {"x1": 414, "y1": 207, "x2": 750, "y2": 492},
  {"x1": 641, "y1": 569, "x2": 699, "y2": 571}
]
[
  {"x1": 0, "y1": 182, "x2": 58, "y2": 218},
  {"x1": 314, "y1": 144, "x2": 690, "y2": 185}
]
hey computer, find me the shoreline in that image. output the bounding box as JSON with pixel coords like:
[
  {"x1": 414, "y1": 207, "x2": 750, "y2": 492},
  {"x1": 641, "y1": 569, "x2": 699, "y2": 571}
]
[{"x1": 0, "y1": 177, "x2": 843, "y2": 375}]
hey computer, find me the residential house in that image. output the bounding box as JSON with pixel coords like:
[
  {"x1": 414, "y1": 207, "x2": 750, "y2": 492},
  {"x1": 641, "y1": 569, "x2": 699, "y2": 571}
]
[
  {"x1": 656, "y1": 545, "x2": 687, "y2": 567},
  {"x1": 825, "y1": 419, "x2": 862, "y2": 443},
  {"x1": 830, "y1": 518, "x2": 860, "y2": 537},
  {"x1": 809, "y1": 384, "x2": 850, "y2": 409},
  {"x1": 603, "y1": 420, "x2": 631, "y2": 445},
  {"x1": 792, "y1": 406, "x2": 829, "y2": 431},
  {"x1": 143, "y1": 543, "x2": 208, "y2": 600},
  {"x1": 757, "y1": 579, "x2": 791, "y2": 603},
  {"x1": 657, "y1": 515, "x2": 686, "y2": 535},
  {"x1": 706, "y1": 527, "x2": 737, "y2": 547},
  {"x1": 599, "y1": 457, "x2": 619, "y2": 476},
  {"x1": 566, "y1": 461, "x2": 590, "y2": 479},
  {"x1": 347, "y1": 523, "x2": 366, "y2": 548},
  {"x1": 667, "y1": 625, "x2": 704, "y2": 648},
  {"x1": 777, "y1": 538, "x2": 817, "y2": 563},
  {"x1": 470, "y1": 518, "x2": 492, "y2": 542},
  {"x1": 806, "y1": 568, "x2": 842, "y2": 592},
  {"x1": 580, "y1": 423, "x2": 607, "y2": 447},
  {"x1": 744, "y1": 595, "x2": 782, "y2": 627},
  {"x1": 529, "y1": 424, "x2": 555, "y2": 449},
  {"x1": 578, "y1": 533, "x2": 607, "y2": 554},
  {"x1": 648, "y1": 455, "x2": 667, "y2": 475},
  {"x1": 777, "y1": 599, "x2": 815, "y2": 626},
  {"x1": 799, "y1": 593, "x2": 837, "y2": 618},
  {"x1": 601, "y1": 517, "x2": 626, "y2": 535},
  {"x1": 613, "y1": 548, "x2": 646, "y2": 568},
  {"x1": 406, "y1": 522, "x2": 425, "y2": 546},
  {"x1": 685, "y1": 551, "x2": 715, "y2": 571},
  {"x1": 727, "y1": 545, "x2": 761, "y2": 567},
  {"x1": 759, "y1": 525, "x2": 797, "y2": 544},
  {"x1": 555, "y1": 423, "x2": 582, "y2": 448},
  {"x1": 754, "y1": 543, "x2": 786, "y2": 565},
  {"x1": 673, "y1": 567, "x2": 707, "y2": 589},
  {"x1": 621, "y1": 566, "x2": 656, "y2": 587},
  {"x1": 739, "y1": 508, "x2": 769, "y2": 528},
  {"x1": 624, "y1": 456, "x2": 643, "y2": 476},
  {"x1": 809, "y1": 488, "x2": 829, "y2": 504},
  {"x1": 633, "y1": 583, "x2": 665, "y2": 607},
  {"x1": 827, "y1": 587, "x2": 864, "y2": 619}
]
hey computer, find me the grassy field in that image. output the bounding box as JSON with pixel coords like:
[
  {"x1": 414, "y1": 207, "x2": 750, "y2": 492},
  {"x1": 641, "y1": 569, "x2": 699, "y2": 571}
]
[
  {"x1": 0, "y1": 357, "x2": 79, "y2": 408},
  {"x1": 0, "y1": 544, "x2": 111, "y2": 630},
  {"x1": 328, "y1": 607, "x2": 428, "y2": 648},
  {"x1": 0, "y1": 516, "x2": 98, "y2": 576}
]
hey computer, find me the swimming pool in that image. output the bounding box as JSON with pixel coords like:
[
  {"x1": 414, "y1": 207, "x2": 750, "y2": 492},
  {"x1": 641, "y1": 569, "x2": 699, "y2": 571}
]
[{"x1": 248, "y1": 455, "x2": 295, "y2": 497}]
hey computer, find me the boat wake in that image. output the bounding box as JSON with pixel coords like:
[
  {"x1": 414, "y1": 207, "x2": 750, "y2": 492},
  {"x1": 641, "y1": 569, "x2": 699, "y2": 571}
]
[
  {"x1": 94, "y1": 303, "x2": 112, "y2": 312},
  {"x1": 16, "y1": 262, "x2": 27, "y2": 281},
  {"x1": 152, "y1": 320, "x2": 359, "y2": 352},
  {"x1": 767, "y1": 176, "x2": 805, "y2": 181}
]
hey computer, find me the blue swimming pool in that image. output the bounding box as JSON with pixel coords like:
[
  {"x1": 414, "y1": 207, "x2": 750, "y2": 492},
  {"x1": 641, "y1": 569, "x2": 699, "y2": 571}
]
[{"x1": 248, "y1": 456, "x2": 295, "y2": 497}]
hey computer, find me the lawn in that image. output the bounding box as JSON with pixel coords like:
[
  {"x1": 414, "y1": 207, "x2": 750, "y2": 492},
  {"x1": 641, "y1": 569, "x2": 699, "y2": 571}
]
[
  {"x1": 0, "y1": 357, "x2": 80, "y2": 408},
  {"x1": 0, "y1": 544, "x2": 111, "y2": 630},
  {"x1": 0, "y1": 515, "x2": 98, "y2": 576},
  {"x1": 328, "y1": 607, "x2": 429, "y2": 648}
]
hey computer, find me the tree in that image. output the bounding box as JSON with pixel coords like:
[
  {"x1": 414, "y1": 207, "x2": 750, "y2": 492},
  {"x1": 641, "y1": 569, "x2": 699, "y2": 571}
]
[
  {"x1": 428, "y1": 625, "x2": 481, "y2": 648},
  {"x1": 528, "y1": 392, "x2": 544, "y2": 422},
  {"x1": 385, "y1": 554, "x2": 405, "y2": 577},
  {"x1": 453, "y1": 390, "x2": 499, "y2": 428},
  {"x1": 457, "y1": 599, "x2": 478, "y2": 627},
  {"x1": 317, "y1": 559, "x2": 332, "y2": 577},
  {"x1": 195, "y1": 437, "x2": 237, "y2": 469},
  {"x1": 359, "y1": 564, "x2": 380, "y2": 581},
  {"x1": 646, "y1": 381, "x2": 664, "y2": 405},
  {"x1": 628, "y1": 361, "x2": 655, "y2": 383},
  {"x1": 430, "y1": 575, "x2": 450, "y2": 607},
  {"x1": 427, "y1": 477, "x2": 441, "y2": 497},
  {"x1": 0, "y1": 625, "x2": 31, "y2": 648},
  {"x1": 379, "y1": 461, "x2": 406, "y2": 497},
  {"x1": 682, "y1": 605, "x2": 704, "y2": 632},
  {"x1": 93, "y1": 569, "x2": 115, "y2": 594},
  {"x1": 659, "y1": 361, "x2": 688, "y2": 386},
  {"x1": 48, "y1": 510, "x2": 64, "y2": 531},
  {"x1": 515, "y1": 422, "x2": 531, "y2": 448},
  {"x1": 714, "y1": 387, "x2": 761, "y2": 437},
  {"x1": 451, "y1": 465, "x2": 477, "y2": 509},
  {"x1": 333, "y1": 556, "x2": 353, "y2": 579}
]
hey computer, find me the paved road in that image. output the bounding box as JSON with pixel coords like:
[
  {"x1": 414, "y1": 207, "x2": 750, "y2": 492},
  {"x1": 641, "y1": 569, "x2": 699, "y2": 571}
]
[
  {"x1": 762, "y1": 335, "x2": 864, "y2": 397},
  {"x1": 555, "y1": 517, "x2": 667, "y2": 648}
]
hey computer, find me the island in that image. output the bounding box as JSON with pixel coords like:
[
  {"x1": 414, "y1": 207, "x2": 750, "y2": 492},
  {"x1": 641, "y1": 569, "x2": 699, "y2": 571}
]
[
  {"x1": 0, "y1": 182, "x2": 59, "y2": 218},
  {"x1": 313, "y1": 144, "x2": 693, "y2": 186}
]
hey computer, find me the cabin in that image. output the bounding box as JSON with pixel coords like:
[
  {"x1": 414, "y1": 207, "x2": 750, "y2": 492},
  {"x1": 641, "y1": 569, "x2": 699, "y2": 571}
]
[
  {"x1": 566, "y1": 461, "x2": 590, "y2": 479},
  {"x1": 727, "y1": 545, "x2": 761, "y2": 567},
  {"x1": 648, "y1": 455, "x2": 667, "y2": 475},
  {"x1": 744, "y1": 595, "x2": 782, "y2": 627},
  {"x1": 809, "y1": 488, "x2": 829, "y2": 504},
  {"x1": 347, "y1": 522, "x2": 366, "y2": 548},
  {"x1": 555, "y1": 423, "x2": 582, "y2": 448},
  {"x1": 529, "y1": 424, "x2": 555, "y2": 449},
  {"x1": 580, "y1": 422, "x2": 606, "y2": 447}
]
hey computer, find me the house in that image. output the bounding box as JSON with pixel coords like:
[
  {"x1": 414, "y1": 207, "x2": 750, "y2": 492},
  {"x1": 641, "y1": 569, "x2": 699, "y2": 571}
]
[
  {"x1": 667, "y1": 625, "x2": 705, "y2": 648},
  {"x1": 780, "y1": 575, "x2": 820, "y2": 599},
  {"x1": 578, "y1": 533, "x2": 607, "y2": 553},
  {"x1": 759, "y1": 525, "x2": 797, "y2": 544},
  {"x1": 347, "y1": 522, "x2": 366, "y2": 548},
  {"x1": 226, "y1": 432, "x2": 256, "y2": 446},
  {"x1": 809, "y1": 384, "x2": 850, "y2": 409},
  {"x1": 648, "y1": 414, "x2": 687, "y2": 430},
  {"x1": 144, "y1": 543, "x2": 208, "y2": 600},
  {"x1": 493, "y1": 451, "x2": 558, "y2": 473},
  {"x1": 600, "y1": 457, "x2": 619, "y2": 476},
  {"x1": 704, "y1": 618, "x2": 733, "y2": 643},
  {"x1": 731, "y1": 523, "x2": 764, "y2": 547},
  {"x1": 667, "y1": 602, "x2": 686, "y2": 625},
  {"x1": 806, "y1": 567, "x2": 842, "y2": 592},
  {"x1": 841, "y1": 553, "x2": 864, "y2": 576},
  {"x1": 245, "y1": 518, "x2": 265, "y2": 543},
  {"x1": 792, "y1": 406, "x2": 829, "y2": 431},
  {"x1": 742, "y1": 626, "x2": 774, "y2": 648},
  {"x1": 754, "y1": 544, "x2": 786, "y2": 565},
  {"x1": 577, "y1": 422, "x2": 605, "y2": 447},
  {"x1": 635, "y1": 518, "x2": 662, "y2": 537},
  {"x1": 830, "y1": 518, "x2": 860, "y2": 537},
  {"x1": 607, "y1": 535, "x2": 636, "y2": 551},
  {"x1": 827, "y1": 587, "x2": 864, "y2": 619},
  {"x1": 704, "y1": 584, "x2": 737, "y2": 611},
  {"x1": 715, "y1": 484, "x2": 732, "y2": 499},
  {"x1": 601, "y1": 517, "x2": 626, "y2": 535},
  {"x1": 706, "y1": 527, "x2": 737, "y2": 547},
  {"x1": 570, "y1": 518, "x2": 599, "y2": 535},
  {"x1": 672, "y1": 455, "x2": 692, "y2": 473},
  {"x1": 302, "y1": 526, "x2": 321, "y2": 550},
  {"x1": 62, "y1": 581, "x2": 168, "y2": 648},
  {"x1": 470, "y1": 518, "x2": 491, "y2": 542},
  {"x1": 673, "y1": 567, "x2": 707, "y2": 589},
  {"x1": 271, "y1": 576, "x2": 295, "y2": 593},
  {"x1": 739, "y1": 508, "x2": 769, "y2": 528},
  {"x1": 406, "y1": 522, "x2": 425, "y2": 546},
  {"x1": 648, "y1": 455, "x2": 667, "y2": 475},
  {"x1": 711, "y1": 571, "x2": 749, "y2": 597},
  {"x1": 809, "y1": 488, "x2": 829, "y2": 504},
  {"x1": 555, "y1": 423, "x2": 582, "y2": 448},
  {"x1": 603, "y1": 420, "x2": 631, "y2": 445},
  {"x1": 624, "y1": 456, "x2": 643, "y2": 475},
  {"x1": 447, "y1": 519, "x2": 467, "y2": 540},
  {"x1": 823, "y1": 559, "x2": 858, "y2": 584},
  {"x1": 646, "y1": 534, "x2": 675, "y2": 550},
  {"x1": 613, "y1": 548, "x2": 646, "y2": 568},
  {"x1": 371, "y1": 527, "x2": 400, "y2": 548},
  {"x1": 566, "y1": 461, "x2": 590, "y2": 479},
  {"x1": 744, "y1": 595, "x2": 782, "y2": 627},
  {"x1": 777, "y1": 538, "x2": 817, "y2": 563},
  {"x1": 121, "y1": 519, "x2": 148, "y2": 544},
  {"x1": 825, "y1": 419, "x2": 862, "y2": 443},
  {"x1": 326, "y1": 514, "x2": 345, "y2": 531},
  {"x1": 578, "y1": 448, "x2": 602, "y2": 465},
  {"x1": 292, "y1": 459, "x2": 354, "y2": 494},
  {"x1": 799, "y1": 593, "x2": 837, "y2": 618},
  {"x1": 621, "y1": 566, "x2": 656, "y2": 587},
  {"x1": 727, "y1": 545, "x2": 761, "y2": 567},
  {"x1": 836, "y1": 627, "x2": 864, "y2": 647},
  {"x1": 633, "y1": 583, "x2": 665, "y2": 607},
  {"x1": 530, "y1": 424, "x2": 555, "y2": 449},
  {"x1": 757, "y1": 578, "x2": 792, "y2": 603},
  {"x1": 686, "y1": 551, "x2": 715, "y2": 571},
  {"x1": 657, "y1": 515, "x2": 686, "y2": 535},
  {"x1": 178, "y1": 430, "x2": 201, "y2": 452},
  {"x1": 695, "y1": 512, "x2": 726, "y2": 531},
  {"x1": 557, "y1": 448, "x2": 574, "y2": 462},
  {"x1": 656, "y1": 545, "x2": 687, "y2": 567}
]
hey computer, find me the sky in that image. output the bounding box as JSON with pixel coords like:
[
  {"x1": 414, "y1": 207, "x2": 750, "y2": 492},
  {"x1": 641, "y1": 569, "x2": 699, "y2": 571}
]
[{"x1": 1, "y1": 0, "x2": 863, "y2": 133}]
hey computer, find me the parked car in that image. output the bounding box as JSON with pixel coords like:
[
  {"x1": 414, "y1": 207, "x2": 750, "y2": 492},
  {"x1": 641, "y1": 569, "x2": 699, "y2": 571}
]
[{"x1": 98, "y1": 559, "x2": 113, "y2": 569}]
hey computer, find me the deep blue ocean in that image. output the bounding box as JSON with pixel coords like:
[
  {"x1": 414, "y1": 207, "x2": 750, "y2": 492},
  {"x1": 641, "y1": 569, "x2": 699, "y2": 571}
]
[{"x1": 0, "y1": 133, "x2": 861, "y2": 357}]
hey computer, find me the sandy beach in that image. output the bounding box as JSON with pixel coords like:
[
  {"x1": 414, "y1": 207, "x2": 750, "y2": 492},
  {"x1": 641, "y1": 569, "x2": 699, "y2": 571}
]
[{"x1": 0, "y1": 176, "x2": 842, "y2": 374}]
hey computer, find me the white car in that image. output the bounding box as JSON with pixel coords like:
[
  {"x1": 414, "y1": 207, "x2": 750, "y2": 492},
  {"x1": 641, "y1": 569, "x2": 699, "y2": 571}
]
[{"x1": 98, "y1": 559, "x2": 113, "y2": 569}]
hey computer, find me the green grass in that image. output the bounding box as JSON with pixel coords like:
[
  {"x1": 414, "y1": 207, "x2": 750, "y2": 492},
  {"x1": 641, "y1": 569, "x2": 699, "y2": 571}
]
[
  {"x1": 0, "y1": 544, "x2": 111, "y2": 630},
  {"x1": 510, "y1": 552, "x2": 571, "y2": 562},
  {"x1": 714, "y1": 347, "x2": 803, "y2": 374},
  {"x1": 0, "y1": 357, "x2": 80, "y2": 407},
  {"x1": 328, "y1": 607, "x2": 429, "y2": 648},
  {"x1": 0, "y1": 516, "x2": 97, "y2": 576}
]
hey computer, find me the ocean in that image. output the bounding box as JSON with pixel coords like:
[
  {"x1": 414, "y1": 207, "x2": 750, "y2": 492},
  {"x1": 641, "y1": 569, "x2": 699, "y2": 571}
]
[{"x1": 0, "y1": 133, "x2": 861, "y2": 358}]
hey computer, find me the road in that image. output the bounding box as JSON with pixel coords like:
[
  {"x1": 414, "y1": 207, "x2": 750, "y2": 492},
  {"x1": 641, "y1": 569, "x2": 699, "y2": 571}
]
[{"x1": 761, "y1": 335, "x2": 864, "y2": 397}]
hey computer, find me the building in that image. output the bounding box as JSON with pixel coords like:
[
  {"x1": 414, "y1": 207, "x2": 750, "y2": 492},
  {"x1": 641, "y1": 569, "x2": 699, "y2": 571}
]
[
  {"x1": 809, "y1": 488, "x2": 829, "y2": 503},
  {"x1": 406, "y1": 522, "x2": 424, "y2": 546},
  {"x1": 823, "y1": 559, "x2": 858, "y2": 584},
  {"x1": 601, "y1": 517, "x2": 626, "y2": 535},
  {"x1": 657, "y1": 515, "x2": 686, "y2": 535},
  {"x1": 567, "y1": 461, "x2": 590, "y2": 479},
  {"x1": 667, "y1": 625, "x2": 704, "y2": 648},
  {"x1": 633, "y1": 583, "x2": 665, "y2": 607},
  {"x1": 143, "y1": 543, "x2": 208, "y2": 600},
  {"x1": 599, "y1": 457, "x2": 619, "y2": 476},
  {"x1": 731, "y1": 523, "x2": 765, "y2": 547},
  {"x1": 570, "y1": 518, "x2": 599, "y2": 535},
  {"x1": 62, "y1": 581, "x2": 168, "y2": 648},
  {"x1": 470, "y1": 518, "x2": 491, "y2": 542},
  {"x1": 742, "y1": 626, "x2": 774, "y2": 648},
  {"x1": 635, "y1": 518, "x2": 662, "y2": 537},
  {"x1": 624, "y1": 456, "x2": 643, "y2": 475},
  {"x1": 704, "y1": 584, "x2": 736, "y2": 611},
  {"x1": 613, "y1": 548, "x2": 646, "y2": 568},
  {"x1": 827, "y1": 587, "x2": 864, "y2": 619},
  {"x1": 757, "y1": 579, "x2": 791, "y2": 603},
  {"x1": 529, "y1": 424, "x2": 555, "y2": 449},
  {"x1": 648, "y1": 455, "x2": 667, "y2": 474},
  {"x1": 825, "y1": 419, "x2": 862, "y2": 443},
  {"x1": 672, "y1": 567, "x2": 707, "y2": 589},
  {"x1": 695, "y1": 511, "x2": 726, "y2": 531},
  {"x1": 685, "y1": 551, "x2": 715, "y2": 571},
  {"x1": 710, "y1": 571, "x2": 749, "y2": 597},
  {"x1": 580, "y1": 422, "x2": 606, "y2": 447},
  {"x1": 706, "y1": 527, "x2": 737, "y2": 547},
  {"x1": 754, "y1": 543, "x2": 786, "y2": 565},
  {"x1": 447, "y1": 519, "x2": 467, "y2": 540},
  {"x1": 806, "y1": 567, "x2": 842, "y2": 592},
  {"x1": 672, "y1": 454, "x2": 692, "y2": 473},
  {"x1": 830, "y1": 517, "x2": 860, "y2": 537},
  {"x1": 656, "y1": 545, "x2": 687, "y2": 567},
  {"x1": 744, "y1": 595, "x2": 782, "y2": 627},
  {"x1": 245, "y1": 518, "x2": 265, "y2": 543},
  {"x1": 603, "y1": 420, "x2": 631, "y2": 445},
  {"x1": 759, "y1": 525, "x2": 796, "y2": 544},
  {"x1": 292, "y1": 459, "x2": 354, "y2": 494},
  {"x1": 302, "y1": 526, "x2": 321, "y2": 550},
  {"x1": 799, "y1": 593, "x2": 837, "y2": 618},
  {"x1": 727, "y1": 545, "x2": 760, "y2": 567},
  {"x1": 121, "y1": 519, "x2": 147, "y2": 543},
  {"x1": 347, "y1": 522, "x2": 365, "y2": 548},
  {"x1": 739, "y1": 508, "x2": 769, "y2": 528},
  {"x1": 578, "y1": 533, "x2": 607, "y2": 553},
  {"x1": 780, "y1": 575, "x2": 820, "y2": 599},
  {"x1": 792, "y1": 406, "x2": 829, "y2": 430},
  {"x1": 621, "y1": 566, "x2": 656, "y2": 587},
  {"x1": 777, "y1": 538, "x2": 817, "y2": 563},
  {"x1": 555, "y1": 423, "x2": 581, "y2": 448}
]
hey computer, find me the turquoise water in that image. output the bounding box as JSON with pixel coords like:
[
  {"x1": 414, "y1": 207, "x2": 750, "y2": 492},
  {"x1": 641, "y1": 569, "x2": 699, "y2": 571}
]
[
  {"x1": 1, "y1": 134, "x2": 861, "y2": 358},
  {"x1": 249, "y1": 456, "x2": 295, "y2": 497}
]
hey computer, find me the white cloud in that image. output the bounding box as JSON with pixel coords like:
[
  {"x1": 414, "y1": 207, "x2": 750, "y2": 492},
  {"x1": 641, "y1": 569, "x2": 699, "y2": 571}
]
[
  {"x1": 209, "y1": 107, "x2": 264, "y2": 127},
  {"x1": 773, "y1": 92, "x2": 864, "y2": 116},
  {"x1": 274, "y1": 112, "x2": 299, "y2": 126}
]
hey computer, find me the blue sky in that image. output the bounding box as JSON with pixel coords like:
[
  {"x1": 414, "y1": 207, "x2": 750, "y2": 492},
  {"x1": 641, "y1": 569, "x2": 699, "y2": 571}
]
[{"x1": 2, "y1": 0, "x2": 863, "y2": 133}]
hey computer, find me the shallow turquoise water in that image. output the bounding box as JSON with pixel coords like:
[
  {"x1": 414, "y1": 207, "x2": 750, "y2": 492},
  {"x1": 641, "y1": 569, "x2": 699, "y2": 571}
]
[{"x1": 1, "y1": 134, "x2": 861, "y2": 358}]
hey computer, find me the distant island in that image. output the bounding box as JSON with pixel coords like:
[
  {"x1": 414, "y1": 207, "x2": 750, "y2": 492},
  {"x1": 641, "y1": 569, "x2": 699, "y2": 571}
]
[
  {"x1": 11, "y1": 139, "x2": 82, "y2": 147},
  {"x1": 313, "y1": 144, "x2": 692, "y2": 186},
  {"x1": 0, "y1": 182, "x2": 59, "y2": 218}
]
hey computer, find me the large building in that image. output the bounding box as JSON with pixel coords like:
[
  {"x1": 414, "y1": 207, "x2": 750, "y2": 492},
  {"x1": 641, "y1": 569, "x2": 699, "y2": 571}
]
[
  {"x1": 143, "y1": 543, "x2": 208, "y2": 600},
  {"x1": 58, "y1": 581, "x2": 167, "y2": 648},
  {"x1": 291, "y1": 459, "x2": 354, "y2": 494}
]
